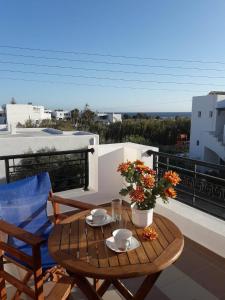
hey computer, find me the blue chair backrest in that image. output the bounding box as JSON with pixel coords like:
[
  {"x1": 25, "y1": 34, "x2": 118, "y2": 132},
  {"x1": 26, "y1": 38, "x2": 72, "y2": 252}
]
[{"x1": 0, "y1": 172, "x2": 52, "y2": 248}]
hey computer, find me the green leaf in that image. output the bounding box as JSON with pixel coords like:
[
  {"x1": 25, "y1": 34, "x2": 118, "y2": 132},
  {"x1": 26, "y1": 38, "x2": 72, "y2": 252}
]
[{"x1": 119, "y1": 188, "x2": 129, "y2": 196}]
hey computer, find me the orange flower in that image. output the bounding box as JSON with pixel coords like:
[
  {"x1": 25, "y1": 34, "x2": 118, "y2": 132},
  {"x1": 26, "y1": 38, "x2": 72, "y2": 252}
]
[
  {"x1": 164, "y1": 187, "x2": 177, "y2": 198},
  {"x1": 148, "y1": 169, "x2": 156, "y2": 175},
  {"x1": 135, "y1": 164, "x2": 151, "y2": 173},
  {"x1": 117, "y1": 161, "x2": 131, "y2": 173},
  {"x1": 142, "y1": 227, "x2": 158, "y2": 240},
  {"x1": 163, "y1": 171, "x2": 181, "y2": 186},
  {"x1": 142, "y1": 174, "x2": 155, "y2": 188},
  {"x1": 135, "y1": 159, "x2": 144, "y2": 165},
  {"x1": 130, "y1": 186, "x2": 145, "y2": 202}
]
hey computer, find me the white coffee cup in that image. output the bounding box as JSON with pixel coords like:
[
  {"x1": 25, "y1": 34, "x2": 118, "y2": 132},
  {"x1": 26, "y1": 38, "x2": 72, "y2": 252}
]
[
  {"x1": 113, "y1": 229, "x2": 132, "y2": 251},
  {"x1": 91, "y1": 208, "x2": 107, "y2": 224}
]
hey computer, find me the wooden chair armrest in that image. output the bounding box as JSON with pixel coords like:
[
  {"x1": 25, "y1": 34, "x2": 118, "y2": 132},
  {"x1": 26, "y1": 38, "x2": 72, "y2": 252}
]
[
  {"x1": 48, "y1": 195, "x2": 97, "y2": 210},
  {"x1": 0, "y1": 220, "x2": 44, "y2": 247}
]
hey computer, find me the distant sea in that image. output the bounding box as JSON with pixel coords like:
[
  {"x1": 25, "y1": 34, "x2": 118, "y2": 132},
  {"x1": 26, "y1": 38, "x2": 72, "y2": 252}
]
[{"x1": 119, "y1": 112, "x2": 191, "y2": 119}]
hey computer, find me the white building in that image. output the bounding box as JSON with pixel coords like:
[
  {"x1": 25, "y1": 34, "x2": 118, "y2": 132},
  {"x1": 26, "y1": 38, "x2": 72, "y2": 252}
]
[
  {"x1": 52, "y1": 109, "x2": 71, "y2": 120},
  {"x1": 189, "y1": 91, "x2": 225, "y2": 164},
  {"x1": 43, "y1": 109, "x2": 52, "y2": 119},
  {"x1": 5, "y1": 104, "x2": 51, "y2": 126},
  {"x1": 96, "y1": 113, "x2": 122, "y2": 124}
]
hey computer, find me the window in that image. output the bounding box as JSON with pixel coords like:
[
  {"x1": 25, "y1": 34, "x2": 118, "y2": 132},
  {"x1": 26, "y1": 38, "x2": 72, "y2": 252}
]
[
  {"x1": 198, "y1": 111, "x2": 201, "y2": 118},
  {"x1": 209, "y1": 111, "x2": 213, "y2": 118},
  {"x1": 196, "y1": 140, "x2": 199, "y2": 146},
  {"x1": 33, "y1": 107, "x2": 40, "y2": 112}
]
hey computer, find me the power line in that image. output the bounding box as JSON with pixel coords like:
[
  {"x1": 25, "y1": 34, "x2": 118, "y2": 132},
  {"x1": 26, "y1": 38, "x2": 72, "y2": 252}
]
[
  {"x1": 0, "y1": 76, "x2": 206, "y2": 93},
  {"x1": 0, "y1": 52, "x2": 224, "y2": 72},
  {"x1": 0, "y1": 68, "x2": 223, "y2": 86},
  {"x1": 1, "y1": 59, "x2": 225, "y2": 79},
  {"x1": 0, "y1": 44, "x2": 224, "y2": 65}
]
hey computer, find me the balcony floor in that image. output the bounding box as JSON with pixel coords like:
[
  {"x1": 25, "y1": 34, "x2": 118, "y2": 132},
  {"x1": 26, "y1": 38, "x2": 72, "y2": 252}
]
[{"x1": 68, "y1": 237, "x2": 225, "y2": 300}]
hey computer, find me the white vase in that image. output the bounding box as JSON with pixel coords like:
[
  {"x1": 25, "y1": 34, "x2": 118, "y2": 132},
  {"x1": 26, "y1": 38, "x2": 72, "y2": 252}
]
[{"x1": 131, "y1": 203, "x2": 153, "y2": 228}]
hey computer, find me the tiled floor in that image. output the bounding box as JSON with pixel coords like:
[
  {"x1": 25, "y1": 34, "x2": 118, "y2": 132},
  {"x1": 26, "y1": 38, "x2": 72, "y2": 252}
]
[{"x1": 69, "y1": 237, "x2": 225, "y2": 300}]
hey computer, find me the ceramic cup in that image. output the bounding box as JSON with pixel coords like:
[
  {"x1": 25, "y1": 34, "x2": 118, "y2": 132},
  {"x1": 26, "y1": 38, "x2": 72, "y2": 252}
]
[
  {"x1": 91, "y1": 208, "x2": 107, "y2": 224},
  {"x1": 113, "y1": 229, "x2": 132, "y2": 251}
]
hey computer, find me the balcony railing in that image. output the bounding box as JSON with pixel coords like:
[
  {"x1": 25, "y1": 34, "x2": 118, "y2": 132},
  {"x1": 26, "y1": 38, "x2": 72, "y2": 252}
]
[
  {"x1": 0, "y1": 148, "x2": 94, "y2": 192},
  {"x1": 147, "y1": 150, "x2": 225, "y2": 220}
]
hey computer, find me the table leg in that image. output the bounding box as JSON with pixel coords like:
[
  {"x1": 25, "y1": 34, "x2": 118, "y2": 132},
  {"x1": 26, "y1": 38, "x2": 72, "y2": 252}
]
[
  {"x1": 133, "y1": 271, "x2": 161, "y2": 300},
  {"x1": 111, "y1": 279, "x2": 134, "y2": 300},
  {"x1": 71, "y1": 272, "x2": 161, "y2": 300},
  {"x1": 93, "y1": 278, "x2": 101, "y2": 290},
  {"x1": 72, "y1": 274, "x2": 102, "y2": 300},
  {"x1": 97, "y1": 279, "x2": 111, "y2": 297}
]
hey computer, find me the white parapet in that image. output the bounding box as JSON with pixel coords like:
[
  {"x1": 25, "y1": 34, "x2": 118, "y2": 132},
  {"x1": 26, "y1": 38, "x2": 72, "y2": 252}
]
[{"x1": 155, "y1": 199, "x2": 225, "y2": 258}]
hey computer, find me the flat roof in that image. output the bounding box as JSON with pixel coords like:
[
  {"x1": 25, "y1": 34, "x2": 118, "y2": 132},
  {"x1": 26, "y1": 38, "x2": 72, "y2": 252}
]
[{"x1": 0, "y1": 128, "x2": 95, "y2": 138}]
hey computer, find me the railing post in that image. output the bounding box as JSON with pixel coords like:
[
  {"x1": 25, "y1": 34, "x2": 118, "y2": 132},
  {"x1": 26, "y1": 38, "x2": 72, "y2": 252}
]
[
  {"x1": 193, "y1": 163, "x2": 197, "y2": 206},
  {"x1": 84, "y1": 150, "x2": 89, "y2": 191},
  {"x1": 4, "y1": 159, "x2": 10, "y2": 183},
  {"x1": 166, "y1": 157, "x2": 169, "y2": 170}
]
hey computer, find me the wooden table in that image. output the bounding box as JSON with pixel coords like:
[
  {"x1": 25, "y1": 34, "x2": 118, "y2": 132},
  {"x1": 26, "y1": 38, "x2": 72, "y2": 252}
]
[{"x1": 48, "y1": 203, "x2": 184, "y2": 300}]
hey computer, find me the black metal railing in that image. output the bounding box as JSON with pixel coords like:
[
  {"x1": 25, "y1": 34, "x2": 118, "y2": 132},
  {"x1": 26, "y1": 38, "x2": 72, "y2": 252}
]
[
  {"x1": 147, "y1": 150, "x2": 225, "y2": 220},
  {"x1": 0, "y1": 148, "x2": 94, "y2": 192}
]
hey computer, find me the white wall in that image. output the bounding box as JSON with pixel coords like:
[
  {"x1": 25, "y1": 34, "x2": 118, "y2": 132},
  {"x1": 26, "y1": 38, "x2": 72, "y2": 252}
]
[
  {"x1": 43, "y1": 111, "x2": 52, "y2": 120},
  {"x1": 189, "y1": 95, "x2": 217, "y2": 160},
  {"x1": 54, "y1": 142, "x2": 158, "y2": 211},
  {"x1": 83, "y1": 142, "x2": 158, "y2": 202},
  {"x1": 0, "y1": 131, "x2": 99, "y2": 183},
  {"x1": 202, "y1": 131, "x2": 225, "y2": 161},
  {"x1": 6, "y1": 104, "x2": 46, "y2": 125},
  {"x1": 204, "y1": 146, "x2": 220, "y2": 164},
  {"x1": 155, "y1": 199, "x2": 225, "y2": 258},
  {"x1": 189, "y1": 94, "x2": 225, "y2": 162},
  {"x1": 215, "y1": 110, "x2": 225, "y2": 138}
]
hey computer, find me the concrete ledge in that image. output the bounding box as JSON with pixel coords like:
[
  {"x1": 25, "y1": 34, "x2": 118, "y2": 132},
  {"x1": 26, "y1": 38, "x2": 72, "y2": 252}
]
[{"x1": 155, "y1": 199, "x2": 225, "y2": 258}]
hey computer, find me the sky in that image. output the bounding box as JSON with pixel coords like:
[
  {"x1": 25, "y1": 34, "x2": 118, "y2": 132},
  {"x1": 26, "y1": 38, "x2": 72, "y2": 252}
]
[{"x1": 0, "y1": 0, "x2": 225, "y2": 112}]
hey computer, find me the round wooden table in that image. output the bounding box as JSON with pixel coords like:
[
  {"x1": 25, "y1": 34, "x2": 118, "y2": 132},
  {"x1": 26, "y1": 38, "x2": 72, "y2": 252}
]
[{"x1": 48, "y1": 203, "x2": 184, "y2": 300}]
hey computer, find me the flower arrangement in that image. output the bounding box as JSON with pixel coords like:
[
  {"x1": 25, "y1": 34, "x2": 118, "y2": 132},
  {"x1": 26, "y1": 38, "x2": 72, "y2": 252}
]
[{"x1": 117, "y1": 160, "x2": 181, "y2": 210}]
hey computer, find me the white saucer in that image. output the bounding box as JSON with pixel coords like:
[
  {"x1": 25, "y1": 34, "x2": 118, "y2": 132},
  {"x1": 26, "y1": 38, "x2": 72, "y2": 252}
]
[
  {"x1": 86, "y1": 214, "x2": 112, "y2": 227},
  {"x1": 105, "y1": 236, "x2": 140, "y2": 253}
]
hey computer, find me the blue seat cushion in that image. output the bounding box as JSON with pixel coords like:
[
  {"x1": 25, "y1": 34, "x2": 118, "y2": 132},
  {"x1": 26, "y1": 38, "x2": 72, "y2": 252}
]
[{"x1": 0, "y1": 173, "x2": 56, "y2": 269}]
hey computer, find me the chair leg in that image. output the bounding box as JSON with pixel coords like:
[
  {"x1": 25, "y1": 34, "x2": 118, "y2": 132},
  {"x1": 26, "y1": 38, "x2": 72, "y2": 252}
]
[
  {"x1": 0, "y1": 276, "x2": 7, "y2": 300},
  {"x1": 32, "y1": 246, "x2": 44, "y2": 300},
  {"x1": 0, "y1": 252, "x2": 7, "y2": 300},
  {"x1": 11, "y1": 271, "x2": 33, "y2": 300}
]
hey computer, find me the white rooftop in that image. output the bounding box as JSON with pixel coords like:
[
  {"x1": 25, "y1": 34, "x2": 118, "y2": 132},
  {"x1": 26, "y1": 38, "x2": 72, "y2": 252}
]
[{"x1": 0, "y1": 127, "x2": 96, "y2": 138}]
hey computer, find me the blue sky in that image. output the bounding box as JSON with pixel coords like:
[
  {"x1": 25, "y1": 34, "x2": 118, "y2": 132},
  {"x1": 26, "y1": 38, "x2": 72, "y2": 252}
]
[{"x1": 0, "y1": 0, "x2": 225, "y2": 112}]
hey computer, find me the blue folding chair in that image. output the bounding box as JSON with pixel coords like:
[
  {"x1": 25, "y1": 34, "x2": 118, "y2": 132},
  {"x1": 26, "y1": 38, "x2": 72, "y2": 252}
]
[{"x1": 0, "y1": 172, "x2": 96, "y2": 300}]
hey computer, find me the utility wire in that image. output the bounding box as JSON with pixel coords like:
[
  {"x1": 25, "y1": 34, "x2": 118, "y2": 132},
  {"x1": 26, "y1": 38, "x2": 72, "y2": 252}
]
[
  {"x1": 0, "y1": 52, "x2": 224, "y2": 72},
  {"x1": 0, "y1": 44, "x2": 224, "y2": 65},
  {"x1": 1, "y1": 59, "x2": 225, "y2": 79},
  {"x1": 0, "y1": 76, "x2": 206, "y2": 93},
  {"x1": 0, "y1": 68, "x2": 223, "y2": 86}
]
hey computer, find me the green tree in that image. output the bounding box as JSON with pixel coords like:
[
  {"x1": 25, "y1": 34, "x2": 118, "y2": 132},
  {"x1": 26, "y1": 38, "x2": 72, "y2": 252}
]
[
  {"x1": 80, "y1": 104, "x2": 96, "y2": 128},
  {"x1": 71, "y1": 108, "x2": 80, "y2": 126}
]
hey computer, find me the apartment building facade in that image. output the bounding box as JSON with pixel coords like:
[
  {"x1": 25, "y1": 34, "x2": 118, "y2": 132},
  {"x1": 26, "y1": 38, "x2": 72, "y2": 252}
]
[
  {"x1": 51, "y1": 109, "x2": 71, "y2": 120},
  {"x1": 3, "y1": 103, "x2": 52, "y2": 126},
  {"x1": 96, "y1": 113, "x2": 122, "y2": 124},
  {"x1": 189, "y1": 91, "x2": 225, "y2": 165}
]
